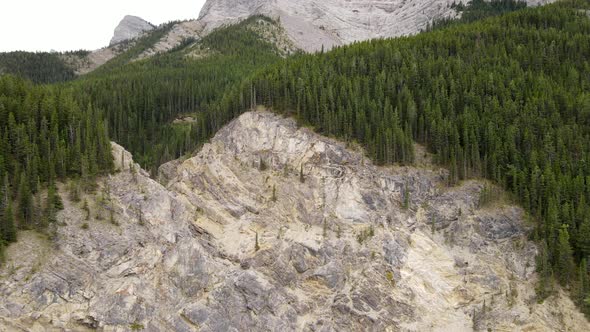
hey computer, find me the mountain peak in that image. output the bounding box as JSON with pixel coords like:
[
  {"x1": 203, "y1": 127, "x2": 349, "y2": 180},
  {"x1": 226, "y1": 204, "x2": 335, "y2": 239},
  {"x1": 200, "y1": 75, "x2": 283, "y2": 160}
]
[{"x1": 110, "y1": 15, "x2": 155, "y2": 46}]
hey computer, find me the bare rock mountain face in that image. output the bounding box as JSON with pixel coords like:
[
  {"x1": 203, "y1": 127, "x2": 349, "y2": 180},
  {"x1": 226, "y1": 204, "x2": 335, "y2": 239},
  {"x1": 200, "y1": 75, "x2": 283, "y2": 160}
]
[
  {"x1": 197, "y1": 0, "x2": 557, "y2": 52},
  {"x1": 62, "y1": 15, "x2": 157, "y2": 75},
  {"x1": 1, "y1": 111, "x2": 588, "y2": 331},
  {"x1": 69, "y1": 0, "x2": 558, "y2": 74},
  {"x1": 110, "y1": 15, "x2": 155, "y2": 46}
]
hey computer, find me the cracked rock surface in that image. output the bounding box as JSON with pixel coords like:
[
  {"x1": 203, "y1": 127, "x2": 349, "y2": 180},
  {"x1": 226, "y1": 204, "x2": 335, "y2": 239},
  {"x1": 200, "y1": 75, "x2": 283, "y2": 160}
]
[
  {"x1": 1, "y1": 111, "x2": 588, "y2": 331},
  {"x1": 197, "y1": 0, "x2": 556, "y2": 52}
]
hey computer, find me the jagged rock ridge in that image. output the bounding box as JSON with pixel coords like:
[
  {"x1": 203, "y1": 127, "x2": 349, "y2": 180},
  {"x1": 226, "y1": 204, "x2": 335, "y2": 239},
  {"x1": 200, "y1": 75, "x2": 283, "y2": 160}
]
[
  {"x1": 110, "y1": 15, "x2": 155, "y2": 46},
  {"x1": 1, "y1": 111, "x2": 588, "y2": 331}
]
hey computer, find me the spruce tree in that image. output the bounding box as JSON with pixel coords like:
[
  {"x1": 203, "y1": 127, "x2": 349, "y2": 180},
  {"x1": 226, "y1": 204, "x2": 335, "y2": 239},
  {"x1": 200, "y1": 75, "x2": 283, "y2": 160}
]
[
  {"x1": 578, "y1": 217, "x2": 590, "y2": 259},
  {"x1": 556, "y1": 225, "x2": 576, "y2": 287},
  {"x1": 17, "y1": 172, "x2": 33, "y2": 229},
  {"x1": 1, "y1": 199, "x2": 17, "y2": 243}
]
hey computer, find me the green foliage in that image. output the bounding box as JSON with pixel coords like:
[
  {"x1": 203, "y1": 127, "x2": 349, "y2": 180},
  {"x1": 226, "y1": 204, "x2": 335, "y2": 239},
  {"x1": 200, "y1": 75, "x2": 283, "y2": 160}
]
[
  {"x1": 299, "y1": 164, "x2": 305, "y2": 183},
  {"x1": 271, "y1": 184, "x2": 277, "y2": 202},
  {"x1": 385, "y1": 271, "x2": 395, "y2": 285},
  {"x1": 478, "y1": 183, "x2": 503, "y2": 208},
  {"x1": 90, "y1": 22, "x2": 178, "y2": 75},
  {"x1": 82, "y1": 199, "x2": 90, "y2": 221},
  {"x1": 206, "y1": 0, "x2": 590, "y2": 312},
  {"x1": 0, "y1": 74, "x2": 113, "y2": 246},
  {"x1": 578, "y1": 217, "x2": 590, "y2": 258},
  {"x1": 574, "y1": 258, "x2": 590, "y2": 314},
  {"x1": 1, "y1": 0, "x2": 589, "y2": 315},
  {"x1": 427, "y1": 0, "x2": 528, "y2": 31},
  {"x1": 556, "y1": 225, "x2": 576, "y2": 286},
  {"x1": 259, "y1": 157, "x2": 268, "y2": 171},
  {"x1": 356, "y1": 225, "x2": 375, "y2": 245},
  {"x1": 68, "y1": 16, "x2": 283, "y2": 174},
  {"x1": 130, "y1": 322, "x2": 144, "y2": 331},
  {"x1": 0, "y1": 51, "x2": 76, "y2": 84},
  {"x1": 403, "y1": 185, "x2": 411, "y2": 210},
  {"x1": 0, "y1": 181, "x2": 17, "y2": 245}
]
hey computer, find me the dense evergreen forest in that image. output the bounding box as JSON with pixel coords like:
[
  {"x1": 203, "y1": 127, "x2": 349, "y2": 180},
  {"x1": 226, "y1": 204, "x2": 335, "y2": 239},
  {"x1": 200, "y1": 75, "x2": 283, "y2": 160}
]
[
  {"x1": 426, "y1": 0, "x2": 529, "y2": 31},
  {"x1": 0, "y1": 51, "x2": 78, "y2": 84},
  {"x1": 70, "y1": 16, "x2": 285, "y2": 173},
  {"x1": 0, "y1": 16, "x2": 283, "y2": 261},
  {"x1": 0, "y1": 75, "x2": 113, "y2": 258}
]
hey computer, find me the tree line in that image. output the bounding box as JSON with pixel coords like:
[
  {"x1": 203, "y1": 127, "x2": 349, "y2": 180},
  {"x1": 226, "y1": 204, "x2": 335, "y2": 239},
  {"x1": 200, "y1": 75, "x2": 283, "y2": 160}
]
[
  {"x1": 0, "y1": 51, "x2": 77, "y2": 84},
  {"x1": 68, "y1": 16, "x2": 284, "y2": 174},
  {"x1": 0, "y1": 75, "x2": 113, "y2": 259}
]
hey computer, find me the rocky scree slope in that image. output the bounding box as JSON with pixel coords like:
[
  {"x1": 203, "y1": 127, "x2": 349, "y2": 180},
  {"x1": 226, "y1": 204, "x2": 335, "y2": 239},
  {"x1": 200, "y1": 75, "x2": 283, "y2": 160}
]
[{"x1": 1, "y1": 111, "x2": 588, "y2": 331}]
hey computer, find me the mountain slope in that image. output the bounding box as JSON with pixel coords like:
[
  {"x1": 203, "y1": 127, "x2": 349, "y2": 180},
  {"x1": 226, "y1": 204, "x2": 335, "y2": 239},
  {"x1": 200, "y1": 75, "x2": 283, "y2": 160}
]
[
  {"x1": 198, "y1": 0, "x2": 556, "y2": 51},
  {"x1": 0, "y1": 51, "x2": 78, "y2": 84},
  {"x1": 68, "y1": 16, "x2": 285, "y2": 173},
  {"x1": 198, "y1": 0, "x2": 590, "y2": 312},
  {"x1": 1, "y1": 111, "x2": 588, "y2": 331}
]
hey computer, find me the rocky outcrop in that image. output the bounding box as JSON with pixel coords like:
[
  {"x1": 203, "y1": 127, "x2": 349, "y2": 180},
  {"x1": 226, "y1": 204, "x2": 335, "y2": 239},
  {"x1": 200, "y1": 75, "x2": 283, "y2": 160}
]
[
  {"x1": 110, "y1": 15, "x2": 155, "y2": 46},
  {"x1": 197, "y1": 0, "x2": 557, "y2": 52},
  {"x1": 137, "y1": 20, "x2": 205, "y2": 60},
  {"x1": 1, "y1": 111, "x2": 588, "y2": 331}
]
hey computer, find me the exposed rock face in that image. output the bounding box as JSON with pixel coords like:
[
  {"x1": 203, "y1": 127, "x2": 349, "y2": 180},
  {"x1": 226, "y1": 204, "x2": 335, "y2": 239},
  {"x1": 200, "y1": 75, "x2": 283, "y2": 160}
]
[
  {"x1": 137, "y1": 20, "x2": 205, "y2": 60},
  {"x1": 110, "y1": 15, "x2": 155, "y2": 46},
  {"x1": 1, "y1": 111, "x2": 588, "y2": 331},
  {"x1": 62, "y1": 42, "x2": 135, "y2": 75},
  {"x1": 198, "y1": 0, "x2": 557, "y2": 52}
]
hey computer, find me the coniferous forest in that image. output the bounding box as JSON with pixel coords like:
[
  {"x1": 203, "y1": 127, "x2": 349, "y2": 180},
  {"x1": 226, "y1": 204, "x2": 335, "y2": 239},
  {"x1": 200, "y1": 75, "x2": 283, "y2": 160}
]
[
  {"x1": 0, "y1": 51, "x2": 78, "y2": 84},
  {"x1": 70, "y1": 16, "x2": 284, "y2": 172},
  {"x1": 208, "y1": 0, "x2": 590, "y2": 311},
  {"x1": 0, "y1": 75, "x2": 113, "y2": 256},
  {"x1": 1, "y1": 0, "x2": 590, "y2": 316}
]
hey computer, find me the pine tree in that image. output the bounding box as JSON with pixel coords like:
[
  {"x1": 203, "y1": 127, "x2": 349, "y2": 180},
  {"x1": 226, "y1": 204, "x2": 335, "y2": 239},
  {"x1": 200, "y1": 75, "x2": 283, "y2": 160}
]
[
  {"x1": 299, "y1": 164, "x2": 305, "y2": 183},
  {"x1": 578, "y1": 217, "x2": 590, "y2": 259},
  {"x1": 536, "y1": 240, "x2": 553, "y2": 300},
  {"x1": 1, "y1": 199, "x2": 16, "y2": 243},
  {"x1": 574, "y1": 258, "x2": 589, "y2": 307},
  {"x1": 556, "y1": 224, "x2": 576, "y2": 287},
  {"x1": 17, "y1": 172, "x2": 33, "y2": 229},
  {"x1": 271, "y1": 185, "x2": 277, "y2": 202},
  {"x1": 403, "y1": 185, "x2": 411, "y2": 210}
]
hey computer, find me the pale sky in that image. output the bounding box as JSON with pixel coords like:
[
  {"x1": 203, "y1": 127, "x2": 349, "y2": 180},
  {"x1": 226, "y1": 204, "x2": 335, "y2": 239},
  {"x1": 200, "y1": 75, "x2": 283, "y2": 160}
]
[{"x1": 0, "y1": 0, "x2": 207, "y2": 52}]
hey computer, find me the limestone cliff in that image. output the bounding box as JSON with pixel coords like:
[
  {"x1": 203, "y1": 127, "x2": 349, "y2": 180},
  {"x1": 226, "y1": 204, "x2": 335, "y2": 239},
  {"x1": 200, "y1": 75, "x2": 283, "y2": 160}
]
[
  {"x1": 197, "y1": 0, "x2": 557, "y2": 52},
  {"x1": 110, "y1": 15, "x2": 155, "y2": 46},
  {"x1": 0, "y1": 111, "x2": 587, "y2": 331}
]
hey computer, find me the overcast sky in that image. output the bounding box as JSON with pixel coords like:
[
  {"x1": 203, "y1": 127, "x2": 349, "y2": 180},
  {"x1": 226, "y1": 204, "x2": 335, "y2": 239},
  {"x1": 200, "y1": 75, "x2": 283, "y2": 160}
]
[{"x1": 0, "y1": 0, "x2": 207, "y2": 52}]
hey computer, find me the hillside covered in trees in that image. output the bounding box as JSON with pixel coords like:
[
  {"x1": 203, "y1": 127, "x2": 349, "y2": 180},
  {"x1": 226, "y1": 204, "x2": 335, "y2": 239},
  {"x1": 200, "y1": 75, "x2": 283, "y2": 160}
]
[
  {"x1": 0, "y1": 15, "x2": 286, "y2": 263},
  {"x1": 0, "y1": 51, "x2": 79, "y2": 84},
  {"x1": 196, "y1": 0, "x2": 590, "y2": 313},
  {"x1": 1, "y1": 0, "x2": 590, "y2": 318},
  {"x1": 0, "y1": 75, "x2": 113, "y2": 259},
  {"x1": 69, "y1": 16, "x2": 286, "y2": 173}
]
